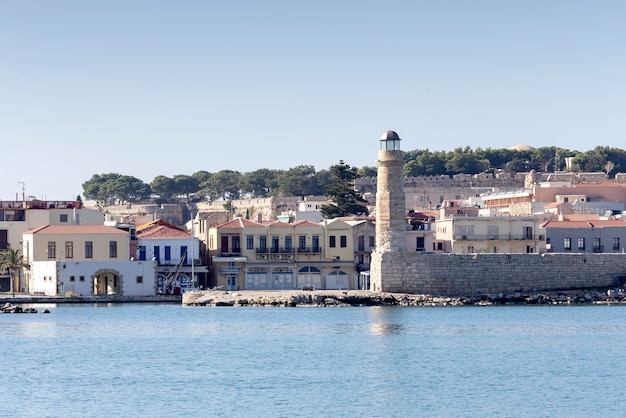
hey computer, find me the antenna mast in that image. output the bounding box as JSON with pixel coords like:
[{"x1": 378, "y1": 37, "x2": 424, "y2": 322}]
[{"x1": 17, "y1": 179, "x2": 26, "y2": 201}]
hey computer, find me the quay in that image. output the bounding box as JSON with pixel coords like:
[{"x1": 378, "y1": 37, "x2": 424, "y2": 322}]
[
  {"x1": 182, "y1": 288, "x2": 626, "y2": 307},
  {"x1": 0, "y1": 294, "x2": 181, "y2": 304}
]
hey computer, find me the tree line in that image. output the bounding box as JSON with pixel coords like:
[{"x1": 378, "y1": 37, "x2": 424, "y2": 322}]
[{"x1": 82, "y1": 145, "x2": 626, "y2": 207}]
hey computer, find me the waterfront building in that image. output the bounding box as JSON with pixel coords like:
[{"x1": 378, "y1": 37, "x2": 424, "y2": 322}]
[
  {"x1": 22, "y1": 224, "x2": 156, "y2": 296},
  {"x1": 207, "y1": 217, "x2": 356, "y2": 290},
  {"x1": 435, "y1": 215, "x2": 545, "y2": 254},
  {"x1": 0, "y1": 199, "x2": 104, "y2": 292},
  {"x1": 541, "y1": 219, "x2": 626, "y2": 253},
  {"x1": 136, "y1": 221, "x2": 204, "y2": 292}
]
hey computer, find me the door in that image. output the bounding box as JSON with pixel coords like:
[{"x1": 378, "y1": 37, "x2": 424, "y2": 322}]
[{"x1": 226, "y1": 275, "x2": 237, "y2": 291}]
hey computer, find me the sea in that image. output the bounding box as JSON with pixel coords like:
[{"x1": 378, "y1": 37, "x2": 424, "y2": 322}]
[{"x1": 1, "y1": 303, "x2": 626, "y2": 418}]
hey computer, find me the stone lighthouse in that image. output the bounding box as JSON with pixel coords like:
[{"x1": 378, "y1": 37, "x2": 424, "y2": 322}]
[{"x1": 370, "y1": 130, "x2": 406, "y2": 292}]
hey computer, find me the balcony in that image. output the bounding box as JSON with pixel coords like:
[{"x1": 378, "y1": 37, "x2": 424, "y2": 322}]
[
  {"x1": 219, "y1": 248, "x2": 241, "y2": 257},
  {"x1": 297, "y1": 247, "x2": 323, "y2": 254},
  {"x1": 453, "y1": 234, "x2": 540, "y2": 241},
  {"x1": 218, "y1": 265, "x2": 241, "y2": 274}
]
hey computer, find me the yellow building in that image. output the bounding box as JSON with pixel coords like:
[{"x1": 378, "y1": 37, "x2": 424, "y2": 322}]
[{"x1": 208, "y1": 218, "x2": 355, "y2": 290}]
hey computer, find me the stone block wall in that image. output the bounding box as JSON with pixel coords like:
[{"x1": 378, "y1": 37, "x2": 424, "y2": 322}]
[{"x1": 372, "y1": 252, "x2": 626, "y2": 295}]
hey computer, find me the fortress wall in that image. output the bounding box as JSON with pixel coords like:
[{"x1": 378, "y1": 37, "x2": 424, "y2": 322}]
[{"x1": 373, "y1": 252, "x2": 626, "y2": 295}]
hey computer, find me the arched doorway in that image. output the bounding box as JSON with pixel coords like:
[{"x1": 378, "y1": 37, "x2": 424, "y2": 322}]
[
  {"x1": 326, "y1": 270, "x2": 350, "y2": 290},
  {"x1": 93, "y1": 269, "x2": 123, "y2": 295},
  {"x1": 297, "y1": 266, "x2": 321, "y2": 290}
]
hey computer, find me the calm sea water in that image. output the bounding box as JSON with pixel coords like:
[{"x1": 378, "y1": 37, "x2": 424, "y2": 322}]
[{"x1": 1, "y1": 303, "x2": 625, "y2": 417}]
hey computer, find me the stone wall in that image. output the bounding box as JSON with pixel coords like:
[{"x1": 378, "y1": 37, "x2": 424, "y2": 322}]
[{"x1": 372, "y1": 252, "x2": 626, "y2": 295}]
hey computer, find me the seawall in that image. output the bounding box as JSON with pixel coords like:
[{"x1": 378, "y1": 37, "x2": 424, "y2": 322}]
[
  {"x1": 372, "y1": 252, "x2": 626, "y2": 295},
  {"x1": 0, "y1": 295, "x2": 182, "y2": 304}
]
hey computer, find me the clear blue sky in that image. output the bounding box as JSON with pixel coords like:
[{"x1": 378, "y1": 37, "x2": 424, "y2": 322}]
[{"x1": 1, "y1": 0, "x2": 625, "y2": 200}]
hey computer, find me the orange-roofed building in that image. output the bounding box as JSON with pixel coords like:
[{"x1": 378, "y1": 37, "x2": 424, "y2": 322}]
[{"x1": 22, "y1": 224, "x2": 156, "y2": 297}]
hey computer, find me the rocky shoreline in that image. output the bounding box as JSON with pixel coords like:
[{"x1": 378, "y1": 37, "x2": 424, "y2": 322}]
[{"x1": 183, "y1": 288, "x2": 626, "y2": 307}]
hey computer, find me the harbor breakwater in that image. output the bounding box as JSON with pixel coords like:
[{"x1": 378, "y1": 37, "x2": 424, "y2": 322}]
[
  {"x1": 182, "y1": 288, "x2": 626, "y2": 307},
  {"x1": 371, "y1": 252, "x2": 626, "y2": 294}
]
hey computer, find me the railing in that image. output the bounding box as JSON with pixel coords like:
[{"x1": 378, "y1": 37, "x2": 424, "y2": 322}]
[
  {"x1": 454, "y1": 234, "x2": 541, "y2": 241},
  {"x1": 219, "y1": 266, "x2": 241, "y2": 274},
  {"x1": 219, "y1": 250, "x2": 241, "y2": 257},
  {"x1": 297, "y1": 247, "x2": 323, "y2": 254}
]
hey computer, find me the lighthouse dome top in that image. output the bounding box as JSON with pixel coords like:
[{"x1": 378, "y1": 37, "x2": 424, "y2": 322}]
[{"x1": 379, "y1": 130, "x2": 402, "y2": 151}]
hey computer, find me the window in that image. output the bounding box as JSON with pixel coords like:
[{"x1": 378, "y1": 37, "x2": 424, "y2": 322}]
[
  {"x1": 109, "y1": 241, "x2": 118, "y2": 258},
  {"x1": 524, "y1": 226, "x2": 533, "y2": 239},
  {"x1": 79, "y1": 276, "x2": 85, "y2": 282},
  {"x1": 246, "y1": 235, "x2": 254, "y2": 250},
  {"x1": 369, "y1": 236, "x2": 375, "y2": 248},
  {"x1": 285, "y1": 236, "x2": 292, "y2": 251},
  {"x1": 60, "y1": 214, "x2": 68, "y2": 222},
  {"x1": 85, "y1": 241, "x2": 93, "y2": 258},
  {"x1": 47, "y1": 242, "x2": 56, "y2": 259},
  {"x1": 340, "y1": 235, "x2": 347, "y2": 248},
  {"x1": 136, "y1": 276, "x2": 143, "y2": 284},
  {"x1": 298, "y1": 236, "x2": 306, "y2": 250},
  {"x1": 329, "y1": 236, "x2": 336, "y2": 248},
  {"x1": 564, "y1": 238, "x2": 571, "y2": 251},
  {"x1": 65, "y1": 241, "x2": 73, "y2": 259},
  {"x1": 578, "y1": 238, "x2": 585, "y2": 251},
  {"x1": 259, "y1": 236, "x2": 267, "y2": 252},
  {"x1": 593, "y1": 238, "x2": 601, "y2": 252},
  {"x1": 164, "y1": 246, "x2": 171, "y2": 261},
  {"x1": 271, "y1": 236, "x2": 279, "y2": 252},
  {"x1": 613, "y1": 238, "x2": 620, "y2": 251},
  {"x1": 70, "y1": 276, "x2": 75, "y2": 282},
  {"x1": 138, "y1": 245, "x2": 146, "y2": 261},
  {"x1": 232, "y1": 236, "x2": 240, "y2": 252},
  {"x1": 312, "y1": 236, "x2": 320, "y2": 251}
]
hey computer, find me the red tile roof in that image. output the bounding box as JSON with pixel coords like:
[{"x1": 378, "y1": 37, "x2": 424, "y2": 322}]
[
  {"x1": 218, "y1": 218, "x2": 265, "y2": 229},
  {"x1": 24, "y1": 225, "x2": 128, "y2": 235},
  {"x1": 541, "y1": 220, "x2": 626, "y2": 229},
  {"x1": 138, "y1": 225, "x2": 191, "y2": 239}
]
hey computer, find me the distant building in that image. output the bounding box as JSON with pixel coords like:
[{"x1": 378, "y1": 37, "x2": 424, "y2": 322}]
[{"x1": 541, "y1": 220, "x2": 626, "y2": 253}]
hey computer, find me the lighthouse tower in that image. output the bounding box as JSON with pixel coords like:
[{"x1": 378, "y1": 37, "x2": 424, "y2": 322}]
[{"x1": 370, "y1": 130, "x2": 406, "y2": 292}]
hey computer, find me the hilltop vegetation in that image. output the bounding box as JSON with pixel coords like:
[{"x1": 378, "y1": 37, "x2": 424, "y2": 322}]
[{"x1": 81, "y1": 145, "x2": 626, "y2": 206}]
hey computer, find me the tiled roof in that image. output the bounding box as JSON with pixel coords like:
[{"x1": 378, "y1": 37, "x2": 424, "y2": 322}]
[
  {"x1": 541, "y1": 220, "x2": 626, "y2": 229},
  {"x1": 138, "y1": 225, "x2": 191, "y2": 239},
  {"x1": 218, "y1": 218, "x2": 265, "y2": 229},
  {"x1": 24, "y1": 225, "x2": 128, "y2": 235},
  {"x1": 136, "y1": 219, "x2": 185, "y2": 232}
]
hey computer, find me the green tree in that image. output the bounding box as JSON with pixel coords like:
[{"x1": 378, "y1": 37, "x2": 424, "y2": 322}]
[
  {"x1": 357, "y1": 166, "x2": 377, "y2": 177},
  {"x1": 201, "y1": 170, "x2": 242, "y2": 200},
  {"x1": 405, "y1": 149, "x2": 448, "y2": 176},
  {"x1": 150, "y1": 176, "x2": 176, "y2": 202},
  {"x1": 1, "y1": 248, "x2": 27, "y2": 297},
  {"x1": 172, "y1": 175, "x2": 200, "y2": 203},
  {"x1": 110, "y1": 175, "x2": 152, "y2": 205},
  {"x1": 320, "y1": 161, "x2": 368, "y2": 218},
  {"x1": 82, "y1": 173, "x2": 122, "y2": 206},
  {"x1": 445, "y1": 147, "x2": 488, "y2": 175},
  {"x1": 276, "y1": 165, "x2": 319, "y2": 197},
  {"x1": 240, "y1": 169, "x2": 280, "y2": 198}
]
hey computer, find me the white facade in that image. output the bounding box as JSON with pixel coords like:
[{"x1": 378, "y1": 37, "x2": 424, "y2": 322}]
[{"x1": 29, "y1": 260, "x2": 157, "y2": 296}]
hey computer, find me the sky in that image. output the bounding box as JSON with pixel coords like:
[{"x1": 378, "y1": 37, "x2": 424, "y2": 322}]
[{"x1": 1, "y1": 0, "x2": 625, "y2": 200}]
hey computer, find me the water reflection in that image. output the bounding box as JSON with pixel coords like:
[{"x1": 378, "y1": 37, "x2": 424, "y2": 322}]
[
  {"x1": 367, "y1": 307, "x2": 406, "y2": 335},
  {"x1": 370, "y1": 323, "x2": 405, "y2": 335}
]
